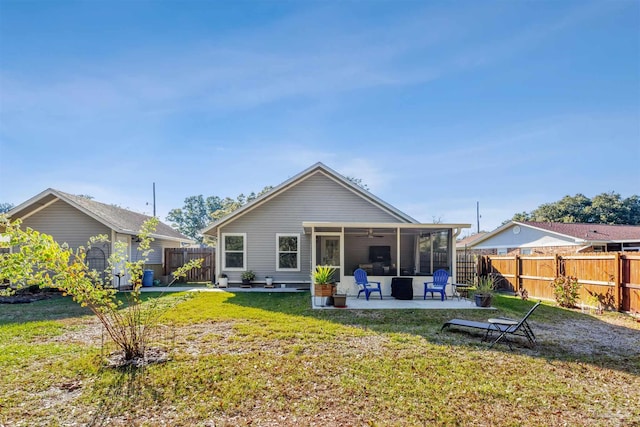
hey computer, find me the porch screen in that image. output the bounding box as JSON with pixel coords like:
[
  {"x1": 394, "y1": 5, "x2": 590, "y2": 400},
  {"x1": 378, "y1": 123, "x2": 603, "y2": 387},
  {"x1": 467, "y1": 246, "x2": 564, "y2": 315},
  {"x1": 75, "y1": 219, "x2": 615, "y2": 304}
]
[{"x1": 418, "y1": 230, "x2": 451, "y2": 274}]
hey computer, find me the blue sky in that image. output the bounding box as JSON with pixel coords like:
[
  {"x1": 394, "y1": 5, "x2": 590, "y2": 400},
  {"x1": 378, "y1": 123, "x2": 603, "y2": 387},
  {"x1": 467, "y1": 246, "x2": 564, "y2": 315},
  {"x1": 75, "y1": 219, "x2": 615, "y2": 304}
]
[{"x1": 1, "y1": 0, "x2": 638, "y2": 235}]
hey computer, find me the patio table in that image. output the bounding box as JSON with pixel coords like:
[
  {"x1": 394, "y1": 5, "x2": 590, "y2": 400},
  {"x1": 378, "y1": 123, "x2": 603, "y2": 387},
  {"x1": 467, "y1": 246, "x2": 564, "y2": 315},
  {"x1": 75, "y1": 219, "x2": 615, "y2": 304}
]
[{"x1": 452, "y1": 283, "x2": 473, "y2": 300}]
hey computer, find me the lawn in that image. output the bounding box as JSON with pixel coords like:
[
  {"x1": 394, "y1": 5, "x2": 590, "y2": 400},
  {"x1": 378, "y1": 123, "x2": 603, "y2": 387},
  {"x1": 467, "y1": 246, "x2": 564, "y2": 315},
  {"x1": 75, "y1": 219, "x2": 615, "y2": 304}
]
[{"x1": 0, "y1": 291, "x2": 638, "y2": 426}]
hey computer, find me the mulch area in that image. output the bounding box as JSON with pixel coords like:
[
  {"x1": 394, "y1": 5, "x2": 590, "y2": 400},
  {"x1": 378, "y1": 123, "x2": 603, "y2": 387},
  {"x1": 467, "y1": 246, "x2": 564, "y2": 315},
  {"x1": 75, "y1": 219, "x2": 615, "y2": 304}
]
[{"x1": 0, "y1": 289, "x2": 57, "y2": 304}]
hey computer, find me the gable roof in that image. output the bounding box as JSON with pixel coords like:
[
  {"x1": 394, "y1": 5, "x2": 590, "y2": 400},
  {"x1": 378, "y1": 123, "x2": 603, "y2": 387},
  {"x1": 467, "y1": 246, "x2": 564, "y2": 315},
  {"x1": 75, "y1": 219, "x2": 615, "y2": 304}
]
[
  {"x1": 456, "y1": 232, "x2": 488, "y2": 249},
  {"x1": 203, "y1": 162, "x2": 417, "y2": 235},
  {"x1": 7, "y1": 188, "x2": 192, "y2": 244},
  {"x1": 469, "y1": 220, "x2": 640, "y2": 248}
]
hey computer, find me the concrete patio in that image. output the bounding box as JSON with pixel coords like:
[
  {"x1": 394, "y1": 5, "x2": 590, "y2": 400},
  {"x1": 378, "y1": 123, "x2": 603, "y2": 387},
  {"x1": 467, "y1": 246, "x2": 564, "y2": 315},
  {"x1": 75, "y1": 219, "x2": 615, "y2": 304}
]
[
  {"x1": 138, "y1": 285, "x2": 495, "y2": 310},
  {"x1": 312, "y1": 296, "x2": 496, "y2": 310}
]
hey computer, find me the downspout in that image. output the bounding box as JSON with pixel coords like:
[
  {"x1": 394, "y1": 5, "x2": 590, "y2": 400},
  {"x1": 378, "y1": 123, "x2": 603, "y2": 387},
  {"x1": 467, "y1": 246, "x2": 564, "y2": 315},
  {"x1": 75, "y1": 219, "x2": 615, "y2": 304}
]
[
  {"x1": 339, "y1": 226, "x2": 345, "y2": 291},
  {"x1": 451, "y1": 229, "x2": 457, "y2": 284},
  {"x1": 311, "y1": 226, "x2": 316, "y2": 298},
  {"x1": 451, "y1": 228, "x2": 463, "y2": 285},
  {"x1": 216, "y1": 228, "x2": 221, "y2": 281}
]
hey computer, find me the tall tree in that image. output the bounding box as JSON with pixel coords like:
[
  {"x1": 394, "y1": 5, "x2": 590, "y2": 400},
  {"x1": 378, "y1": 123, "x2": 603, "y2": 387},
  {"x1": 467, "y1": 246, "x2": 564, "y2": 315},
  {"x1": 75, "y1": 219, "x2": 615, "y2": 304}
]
[
  {"x1": 166, "y1": 195, "x2": 223, "y2": 243},
  {"x1": 210, "y1": 186, "x2": 273, "y2": 221},
  {"x1": 511, "y1": 192, "x2": 640, "y2": 225},
  {"x1": 532, "y1": 194, "x2": 591, "y2": 223},
  {"x1": 167, "y1": 186, "x2": 273, "y2": 243},
  {"x1": 0, "y1": 203, "x2": 13, "y2": 213},
  {"x1": 586, "y1": 192, "x2": 635, "y2": 224}
]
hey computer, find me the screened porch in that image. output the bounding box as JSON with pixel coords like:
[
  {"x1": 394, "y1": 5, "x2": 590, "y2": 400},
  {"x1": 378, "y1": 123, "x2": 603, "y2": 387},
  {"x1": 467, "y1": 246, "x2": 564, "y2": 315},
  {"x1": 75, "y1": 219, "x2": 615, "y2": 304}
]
[{"x1": 303, "y1": 222, "x2": 471, "y2": 298}]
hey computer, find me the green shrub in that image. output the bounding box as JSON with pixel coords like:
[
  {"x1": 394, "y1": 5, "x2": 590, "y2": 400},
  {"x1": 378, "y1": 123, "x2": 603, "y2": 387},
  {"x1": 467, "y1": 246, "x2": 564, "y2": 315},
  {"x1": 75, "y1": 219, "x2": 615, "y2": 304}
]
[{"x1": 550, "y1": 275, "x2": 580, "y2": 308}]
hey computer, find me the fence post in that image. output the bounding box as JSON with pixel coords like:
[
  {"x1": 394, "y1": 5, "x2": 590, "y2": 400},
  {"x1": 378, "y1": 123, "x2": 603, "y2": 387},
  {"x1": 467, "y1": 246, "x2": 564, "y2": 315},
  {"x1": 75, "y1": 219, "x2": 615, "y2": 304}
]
[
  {"x1": 554, "y1": 253, "x2": 561, "y2": 277},
  {"x1": 514, "y1": 254, "x2": 520, "y2": 293},
  {"x1": 614, "y1": 252, "x2": 621, "y2": 311}
]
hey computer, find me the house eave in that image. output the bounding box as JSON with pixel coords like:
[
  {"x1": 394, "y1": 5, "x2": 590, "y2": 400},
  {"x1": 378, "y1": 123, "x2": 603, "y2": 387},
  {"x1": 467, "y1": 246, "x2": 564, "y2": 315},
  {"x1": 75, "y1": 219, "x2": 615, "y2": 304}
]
[{"x1": 302, "y1": 221, "x2": 471, "y2": 233}]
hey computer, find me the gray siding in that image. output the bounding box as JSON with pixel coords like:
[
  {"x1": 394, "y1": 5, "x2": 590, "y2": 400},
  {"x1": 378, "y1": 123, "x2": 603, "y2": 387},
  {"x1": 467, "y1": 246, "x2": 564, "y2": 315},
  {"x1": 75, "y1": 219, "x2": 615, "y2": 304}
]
[
  {"x1": 220, "y1": 172, "x2": 404, "y2": 282},
  {"x1": 131, "y1": 239, "x2": 173, "y2": 264},
  {"x1": 20, "y1": 199, "x2": 111, "y2": 251},
  {"x1": 474, "y1": 224, "x2": 578, "y2": 249}
]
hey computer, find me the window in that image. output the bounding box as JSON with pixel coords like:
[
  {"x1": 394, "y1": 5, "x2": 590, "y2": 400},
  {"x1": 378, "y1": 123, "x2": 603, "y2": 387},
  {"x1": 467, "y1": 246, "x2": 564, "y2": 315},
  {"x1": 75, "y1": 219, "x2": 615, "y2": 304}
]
[
  {"x1": 222, "y1": 233, "x2": 246, "y2": 270},
  {"x1": 497, "y1": 248, "x2": 508, "y2": 255},
  {"x1": 520, "y1": 248, "x2": 532, "y2": 255},
  {"x1": 277, "y1": 233, "x2": 300, "y2": 271}
]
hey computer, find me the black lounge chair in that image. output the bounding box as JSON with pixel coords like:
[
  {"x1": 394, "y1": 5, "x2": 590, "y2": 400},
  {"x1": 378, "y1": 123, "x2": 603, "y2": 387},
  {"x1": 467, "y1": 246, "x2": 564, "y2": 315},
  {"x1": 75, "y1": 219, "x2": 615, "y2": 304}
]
[{"x1": 441, "y1": 301, "x2": 541, "y2": 349}]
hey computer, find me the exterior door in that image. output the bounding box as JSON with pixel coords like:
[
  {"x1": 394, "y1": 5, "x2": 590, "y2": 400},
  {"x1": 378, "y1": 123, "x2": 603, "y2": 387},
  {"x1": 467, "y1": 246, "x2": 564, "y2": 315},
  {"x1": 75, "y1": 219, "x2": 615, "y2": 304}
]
[{"x1": 316, "y1": 234, "x2": 342, "y2": 284}]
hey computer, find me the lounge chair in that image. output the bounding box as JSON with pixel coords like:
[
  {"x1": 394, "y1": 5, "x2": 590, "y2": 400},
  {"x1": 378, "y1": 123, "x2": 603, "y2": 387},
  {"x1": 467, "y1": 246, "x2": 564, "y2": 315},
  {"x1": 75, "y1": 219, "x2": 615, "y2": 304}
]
[{"x1": 441, "y1": 301, "x2": 541, "y2": 349}]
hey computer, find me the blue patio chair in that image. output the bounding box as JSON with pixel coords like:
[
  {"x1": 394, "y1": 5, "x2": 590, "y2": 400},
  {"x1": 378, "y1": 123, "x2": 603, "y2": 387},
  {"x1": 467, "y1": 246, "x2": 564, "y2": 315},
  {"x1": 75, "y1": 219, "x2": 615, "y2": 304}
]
[
  {"x1": 354, "y1": 268, "x2": 383, "y2": 300},
  {"x1": 423, "y1": 269, "x2": 449, "y2": 301}
]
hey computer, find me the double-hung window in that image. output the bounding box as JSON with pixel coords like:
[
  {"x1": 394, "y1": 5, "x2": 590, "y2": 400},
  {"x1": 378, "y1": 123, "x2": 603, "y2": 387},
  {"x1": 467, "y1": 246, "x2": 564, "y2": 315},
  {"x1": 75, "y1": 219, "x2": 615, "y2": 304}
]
[
  {"x1": 222, "y1": 233, "x2": 246, "y2": 270},
  {"x1": 276, "y1": 233, "x2": 300, "y2": 271}
]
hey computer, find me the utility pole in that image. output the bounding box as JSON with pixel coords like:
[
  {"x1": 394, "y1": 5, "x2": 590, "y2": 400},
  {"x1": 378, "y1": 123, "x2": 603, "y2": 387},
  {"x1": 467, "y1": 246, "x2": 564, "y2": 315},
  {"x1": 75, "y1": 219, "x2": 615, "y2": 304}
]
[{"x1": 476, "y1": 201, "x2": 480, "y2": 234}]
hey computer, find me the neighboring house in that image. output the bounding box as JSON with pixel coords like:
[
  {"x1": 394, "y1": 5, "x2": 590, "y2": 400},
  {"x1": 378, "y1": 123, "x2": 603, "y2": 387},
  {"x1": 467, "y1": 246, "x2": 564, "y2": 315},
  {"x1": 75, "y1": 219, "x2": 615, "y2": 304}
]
[
  {"x1": 456, "y1": 232, "x2": 491, "y2": 255},
  {"x1": 202, "y1": 162, "x2": 471, "y2": 297},
  {"x1": 468, "y1": 221, "x2": 640, "y2": 255},
  {"x1": 5, "y1": 189, "x2": 193, "y2": 286}
]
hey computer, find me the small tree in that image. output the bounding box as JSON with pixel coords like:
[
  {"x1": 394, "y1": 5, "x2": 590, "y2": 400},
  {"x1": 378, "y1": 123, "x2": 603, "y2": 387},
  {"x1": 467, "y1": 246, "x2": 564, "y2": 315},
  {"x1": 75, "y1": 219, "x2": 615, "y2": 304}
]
[{"x1": 0, "y1": 215, "x2": 202, "y2": 363}]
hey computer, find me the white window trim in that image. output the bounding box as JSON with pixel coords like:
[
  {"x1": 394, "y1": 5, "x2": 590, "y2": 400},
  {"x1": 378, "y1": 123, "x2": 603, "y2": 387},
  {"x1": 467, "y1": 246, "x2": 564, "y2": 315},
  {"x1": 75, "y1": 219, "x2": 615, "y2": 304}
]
[
  {"x1": 497, "y1": 248, "x2": 508, "y2": 255},
  {"x1": 520, "y1": 248, "x2": 532, "y2": 255},
  {"x1": 276, "y1": 233, "x2": 300, "y2": 271},
  {"x1": 222, "y1": 233, "x2": 246, "y2": 271}
]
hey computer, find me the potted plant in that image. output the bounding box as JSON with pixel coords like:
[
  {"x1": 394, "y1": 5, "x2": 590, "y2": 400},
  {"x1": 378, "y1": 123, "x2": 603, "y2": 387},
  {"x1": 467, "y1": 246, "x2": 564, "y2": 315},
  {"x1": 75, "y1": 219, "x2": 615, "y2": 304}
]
[
  {"x1": 241, "y1": 270, "x2": 255, "y2": 287},
  {"x1": 474, "y1": 274, "x2": 497, "y2": 307},
  {"x1": 313, "y1": 265, "x2": 336, "y2": 297},
  {"x1": 265, "y1": 275, "x2": 274, "y2": 288},
  {"x1": 217, "y1": 273, "x2": 228, "y2": 288}
]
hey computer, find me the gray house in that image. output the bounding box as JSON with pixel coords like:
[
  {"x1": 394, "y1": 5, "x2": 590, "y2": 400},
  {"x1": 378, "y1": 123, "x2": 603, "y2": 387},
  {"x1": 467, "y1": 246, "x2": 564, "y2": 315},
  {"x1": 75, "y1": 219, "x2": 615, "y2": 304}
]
[
  {"x1": 203, "y1": 163, "x2": 470, "y2": 297},
  {"x1": 6, "y1": 189, "x2": 193, "y2": 286}
]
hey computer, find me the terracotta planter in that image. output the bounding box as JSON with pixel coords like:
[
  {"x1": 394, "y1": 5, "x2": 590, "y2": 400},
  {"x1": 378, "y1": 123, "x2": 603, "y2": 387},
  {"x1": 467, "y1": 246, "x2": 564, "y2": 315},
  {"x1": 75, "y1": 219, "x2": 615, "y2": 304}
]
[{"x1": 314, "y1": 283, "x2": 335, "y2": 297}]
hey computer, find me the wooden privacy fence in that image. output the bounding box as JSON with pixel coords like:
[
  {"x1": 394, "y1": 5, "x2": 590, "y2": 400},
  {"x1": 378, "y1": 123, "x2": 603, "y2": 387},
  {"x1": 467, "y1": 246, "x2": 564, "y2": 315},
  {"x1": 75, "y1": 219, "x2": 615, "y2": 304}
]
[
  {"x1": 164, "y1": 248, "x2": 215, "y2": 283},
  {"x1": 482, "y1": 253, "x2": 640, "y2": 313}
]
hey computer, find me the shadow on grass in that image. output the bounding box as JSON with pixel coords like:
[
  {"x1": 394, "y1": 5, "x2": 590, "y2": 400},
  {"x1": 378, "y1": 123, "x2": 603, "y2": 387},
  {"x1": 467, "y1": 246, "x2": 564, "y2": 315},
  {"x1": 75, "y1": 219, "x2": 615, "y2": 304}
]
[
  {"x1": 87, "y1": 365, "x2": 157, "y2": 427},
  {"x1": 221, "y1": 291, "x2": 640, "y2": 376},
  {"x1": 0, "y1": 291, "x2": 185, "y2": 324}
]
